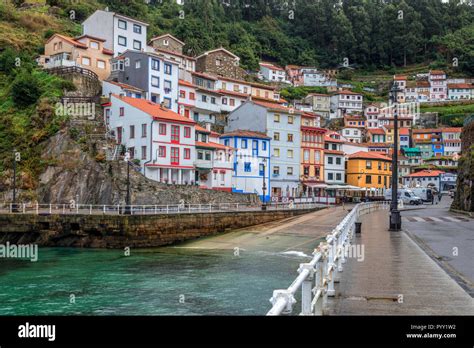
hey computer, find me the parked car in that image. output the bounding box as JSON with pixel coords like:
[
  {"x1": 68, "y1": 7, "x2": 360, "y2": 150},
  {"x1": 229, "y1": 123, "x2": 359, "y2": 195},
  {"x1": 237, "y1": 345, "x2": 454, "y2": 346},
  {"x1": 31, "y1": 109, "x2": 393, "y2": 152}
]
[
  {"x1": 411, "y1": 187, "x2": 434, "y2": 202},
  {"x1": 384, "y1": 189, "x2": 423, "y2": 205}
]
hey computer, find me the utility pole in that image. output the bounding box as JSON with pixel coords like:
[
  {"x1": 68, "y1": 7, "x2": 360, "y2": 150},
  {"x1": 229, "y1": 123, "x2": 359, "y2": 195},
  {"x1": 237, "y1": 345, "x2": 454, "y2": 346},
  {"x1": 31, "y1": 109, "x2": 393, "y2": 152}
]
[
  {"x1": 389, "y1": 84, "x2": 402, "y2": 231},
  {"x1": 262, "y1": 158, "x2": 267, "y2": 211}
]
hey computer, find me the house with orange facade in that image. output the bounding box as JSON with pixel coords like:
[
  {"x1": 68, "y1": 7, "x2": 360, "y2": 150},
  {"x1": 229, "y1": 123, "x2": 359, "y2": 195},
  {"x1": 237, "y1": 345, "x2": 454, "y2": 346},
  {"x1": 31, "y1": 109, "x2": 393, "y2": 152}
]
[
  {"x1": 300, "y1": 112, "x2": 326, "y2": 196},
  {"x1": 40, "y1": 34, "x2": 113, "y2": 80}
]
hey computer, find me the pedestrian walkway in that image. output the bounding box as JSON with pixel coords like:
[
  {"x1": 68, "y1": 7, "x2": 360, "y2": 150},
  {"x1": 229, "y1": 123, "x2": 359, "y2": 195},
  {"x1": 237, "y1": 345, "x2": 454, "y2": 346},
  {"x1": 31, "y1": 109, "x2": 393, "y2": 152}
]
[{"x1": 327, "y1": 209, "x2": 474, "y2": 315}]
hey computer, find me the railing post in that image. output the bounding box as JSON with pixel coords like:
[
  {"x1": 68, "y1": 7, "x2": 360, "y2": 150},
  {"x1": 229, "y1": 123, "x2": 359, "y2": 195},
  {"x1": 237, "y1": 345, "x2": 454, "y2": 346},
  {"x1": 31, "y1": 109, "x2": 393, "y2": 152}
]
[
  {"x1": 298, "y1": 263, "x2": 315, "y2": 316},
  {"x1": 62, "y1": 204, "x2": 65, "y2": 214},
  {"x1": 166, "y1": 205, "x2": 169, "y2": 214},
  {"x1": 327, "y1": 239, "x2": 336, "y2": 297},
  {"x1": 22, "y1": 203, "x2": 26, "y2": 214},
  {"x1": 77, "y1": 203, "x2": 79, "y2": 214},
  {"x1": 103, "y1": 205, "x2": 106, "y2": 214},
  {"x1": 314, "y1": 254, "x2": 324, "y2": 315},
  {"x1": 89, "y1": 204, "x2": 92, "y2": 215},
  {"x1": 36, "y1": 202, "x2": 39, "y2": 215},
  {"x1": 49, "y1": 204, "x2": 52, "y2": 214}
]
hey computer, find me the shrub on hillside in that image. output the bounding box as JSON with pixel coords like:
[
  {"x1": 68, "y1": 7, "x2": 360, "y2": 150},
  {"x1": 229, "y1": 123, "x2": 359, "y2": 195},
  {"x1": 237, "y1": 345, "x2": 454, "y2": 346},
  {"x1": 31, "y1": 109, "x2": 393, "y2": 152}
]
[{"x1": 11, "y1": 72, "x2": 41, "y2": 107}]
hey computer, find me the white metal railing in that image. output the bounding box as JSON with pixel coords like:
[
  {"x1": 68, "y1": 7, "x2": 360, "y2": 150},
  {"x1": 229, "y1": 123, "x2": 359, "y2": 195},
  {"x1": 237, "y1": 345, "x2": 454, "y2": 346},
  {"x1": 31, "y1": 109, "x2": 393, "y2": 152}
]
[
  {"x1": 267, "y1": 201, "x2": 390, "y2": 316},
  {"x1": 0, "y1": 201, "x2": 324, "y2": 216}
]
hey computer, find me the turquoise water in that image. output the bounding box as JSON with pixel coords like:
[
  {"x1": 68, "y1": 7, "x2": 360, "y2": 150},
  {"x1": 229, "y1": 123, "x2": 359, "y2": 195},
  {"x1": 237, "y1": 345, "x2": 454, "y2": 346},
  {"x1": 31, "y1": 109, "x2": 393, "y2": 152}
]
[{"x1": 0, "y1": 247, "x2": 308, "y2": 315}]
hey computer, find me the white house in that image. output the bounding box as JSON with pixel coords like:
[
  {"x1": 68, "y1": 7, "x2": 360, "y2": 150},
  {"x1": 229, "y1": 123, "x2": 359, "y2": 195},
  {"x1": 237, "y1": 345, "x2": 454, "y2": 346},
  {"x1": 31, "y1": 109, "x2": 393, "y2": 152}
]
[
  {"x1": 178, "y1": 79, "x2": 197, "y2": 120},
  {"x1": 324, "y1": 132, "x2": 345, "y2": 184},
  {"x1": 104, "y1": 94, "x2": 196, "y2": 185},
  {"x1": 429, "y1": 70, "x2": 447, "y2": 101},
  {"x1": 340, "y1": 127, "x2": 363, "y2": 143},
  {"x1": 442, "y1": 127, "x2": 462, "y2": 156},
  {"x1": 330, "y1": 90, "x2": 363, "y2": 119},
  {"x1": 447, "y1": 83, "x2": 473, "y2": 100},
  {"x1": 82, "y1": 9, "x2": 148, "y2": 57},
  {"x1": 403, "y1": 170, "x2": 445, "y2": 190},
  {"x1": 258, "y1": 62, "x2": 288, "y2": 83},
  {"x1": 301, "y1": 68, "x2": 337, "y2": 87}
]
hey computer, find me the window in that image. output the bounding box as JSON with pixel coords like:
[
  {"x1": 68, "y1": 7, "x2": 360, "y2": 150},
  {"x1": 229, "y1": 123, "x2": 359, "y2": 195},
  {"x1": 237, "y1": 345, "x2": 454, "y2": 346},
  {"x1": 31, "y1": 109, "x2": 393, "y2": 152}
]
[
  {"x1": 241, "y1": 139, "x2": 247, "y2": 149},
  {"x1": 211, "y1": 97, "x2": 216, "y2": 104},
  {"x1": 304, "y1": 166, "x2": 310, "y2": 176},
  {"x1": 274, "y1": 114, "x2": 280, "y2": 123},
  {"x1": 378, "y1": 161, "x2": 382, "y2": 170},
  {"x1": 128, "y1": 147, "x2": 135, "y2": 159},
  {"x1": 118, "y1": 36, "x2": 127, "y2": 46},
  {"x1": 230, "y1": 99, "x2": 235, "y2": 106},
  {"x1": 97, "y1": 60, "x2": 105, "y2": 69},
  {"x1": 378, "y1": 176, "x2": 382, "y2": 185},
  {"x1": 184, "y1": 127, "x2": 191, "y2": 138},
  {"x1": 135, "y1": 60, "x2": 141, "y2": 69},
  {"x1": 222, "y1": 82, "x2": 227, "y2": 90},
  {"x1": 118, "y1": 19, "x2": 127, "y2": 29},
  {"x1": 197, "y1": 150, "x2": 204, "y2": 160},
  {"x1": 164, "y1": 63, "x2": 172, "y2": 75},
  {"x1": 133, "y1": 24, "x2": 142, "y2": 34},
  {"x1": 336, "y1": 173, "x2": 342, "y2": 181},
  {"x1": 129, "y1": 125, "x2": 135, "y2": 139},
  {"x1": 315, "y1": 151, "x2": 321, "y2": 163},
  {"x1": 119, "y1": 107, "x2": 124, "y2": 117},
  {"x1": 287, "y1": 133, "x2": 294, "y2": 142},
  {"x1": 304, "y1": 150, "x2": 309, "y2": 162},
  {"x1": 287, "y1": 149, "x2": 293, "y2": 158},
  {"x1": 151, "y1": 76, "x2": 159, "y2": 87},
  {"x1": 274, "y1": 148, "x2": 280, "y2": 157},
  {"x1": 184, "y1": 148, "x2": 191, "y2": 159},
  {"x1": 366, "y1": 175, "x2": 372, "y2": 184},
  {"x1": 151, "y1": 59, "x2": 160, "y2": 71},
  {"x1": 259, "y1": 163, "x2": 265, "y2": 176},
  {"x1": 222, "y1": 98, "x2": 228, "y2": 105},
  {"x1": 262, "y1": 141, "x2": 267, "y2": 151},
  {"x1": 328, "y1": 173, "x2": 334, "y2": 180},
  {"x1": 273, "y1": 132, "x2": 280, "y2": 141},
  {"x1": 81, "y1": 57, "x2": 91, "y2": 66},
  {"x1": 164, "y1": 80, "x2": 172, "y2": 93},
  {"x1": 171, "y1": 125, "x2": 180, "y2": 143},
  {"x1": 328, "y1": 156, "x2": 333, "y2": 164},
  {"x1": 171, "y1": 147, "x2": 179, "y2": 165},
  {"x1": 180, "y1": 90, "x2": 186, "y2": 99},
  {"x1": 244, "y1": 162, "x2": 251, "y2": 172},
  {"x1": 366, "y1": 160, "x2": 372, "y2": 169},
  {"x1": 287, "y1": 167, "x2": 293, "y2": 175},
  {"x1": 189, "y1": 92, "x2": 195, "y2": 100},
  {"x1": 90, "y1": 41, "x2": 99, "y2": 49},
  {"x1": 159, "y1": 146, "x2": 166, "y2": 157},
  {"x1": 288, "y1": 116, "x2": 294, "y2": 124},
  {"x1": 159, "y1": 123, "x2": 166, "y2": 135},
  {"x1": 141, "y1": 124, "x2": 147, "y2": 138},
  {"x1": 133, "y1": 40, "x2": 141, "y2": 50},
  {"x1": 141, "y1": 146, "x2": 147, "y2": 160},
  {"x1": 202, "y1": 95, "x2": 207, "y2": 103},
  {"x1": 336, "y1": 157, "x2": 341, "y2": 165},
  {"x1": 273, "y1": 166, "x2": 280, "y2": 175}
]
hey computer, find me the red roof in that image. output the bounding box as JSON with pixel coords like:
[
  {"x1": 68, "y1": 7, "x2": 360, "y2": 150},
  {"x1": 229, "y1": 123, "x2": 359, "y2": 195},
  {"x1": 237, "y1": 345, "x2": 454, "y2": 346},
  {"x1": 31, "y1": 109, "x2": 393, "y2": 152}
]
[
  {"x1": 405, "y1": 170, "x2": 445, "y2": 178},
  {"x1": 368, "y1": 128, "x2": 385, "y2": 135},
  {"x1": 441, "y1": 127, "x2": 462, "y2": 133},
  {"x1": 112, "y1": 95, "x2": 195, "y2": 124},
  {"x1": 253, "y1": 100, "x2": 302, "y2": 114},
  {"x1": 413, "y1": 128, "x2": 442, "y2": 134},
  {"x1": 394, "y1": 75, "x2": 407, "y2": 81},
  {"x1": 195, "y1": 125, "x2": 211, "y2": 133},
  {"x1": 195, "y1": 141, "x2": 230, "y2": 150},
  {"x1": 348, "y1": 151, "x2": 392, "y2": 161},
  {"x1": 399, "y1": 128, "x2": 410, "y2": 136},
  {"x1": 192, "y1": 71, "x2": 218, "y2": 81},
  {"x1": 335, "y1": 90, "x2": 361, "y2": 96},
  {"x1": 260, "y1": 62, "x2": 285, "y2": 71},
  {"x1": 430, "y1": 70, "x2": 446, "y2": 75},
  {"x1": 179, "y1": 79, "x2": 197, "y2": 88},
  {"x1": 218, "y1": 89, "x2": 248, "y2": 98},
  {"x1": 221, "y1": 130, "x2": 270, "y2": 140},
  {"x1": 324, "y1": 135, "x2": 345, "y2": 143},
  {"x1": 447, "y1": 83, "x2": 474, "y2": 89},
  {"x1": 48, "y1": 34, "x2": 88, "y2": 48}
]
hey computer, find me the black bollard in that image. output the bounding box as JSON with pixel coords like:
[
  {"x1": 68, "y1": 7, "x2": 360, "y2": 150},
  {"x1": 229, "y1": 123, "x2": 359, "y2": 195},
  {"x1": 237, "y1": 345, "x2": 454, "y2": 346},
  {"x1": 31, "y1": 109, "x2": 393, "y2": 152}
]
[{"x1": 355, "y1": 221, "x2": 362, "y2": 234}]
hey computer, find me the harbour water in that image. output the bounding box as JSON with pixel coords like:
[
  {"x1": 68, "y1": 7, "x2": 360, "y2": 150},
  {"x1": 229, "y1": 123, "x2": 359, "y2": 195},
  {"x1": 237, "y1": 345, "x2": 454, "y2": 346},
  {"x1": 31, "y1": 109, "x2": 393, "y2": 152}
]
[{"x1": 0, "y1": 246, "x2": 311, "y2": 315}]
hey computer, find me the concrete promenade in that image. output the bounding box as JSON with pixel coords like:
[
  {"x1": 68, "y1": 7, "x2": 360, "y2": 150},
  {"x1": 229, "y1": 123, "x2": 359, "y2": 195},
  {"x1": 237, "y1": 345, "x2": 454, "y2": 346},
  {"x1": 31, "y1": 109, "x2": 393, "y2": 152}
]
[{"x1": 327, "y1": 209, "x2": 474, "y2": 315}]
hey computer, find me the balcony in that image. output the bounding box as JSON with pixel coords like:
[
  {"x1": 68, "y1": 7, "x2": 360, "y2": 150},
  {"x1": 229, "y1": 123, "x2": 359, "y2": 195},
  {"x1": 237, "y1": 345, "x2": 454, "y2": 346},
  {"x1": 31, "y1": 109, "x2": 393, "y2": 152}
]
[{"x1": 194, "y1": 159, "x2": 213, "y2": 170}]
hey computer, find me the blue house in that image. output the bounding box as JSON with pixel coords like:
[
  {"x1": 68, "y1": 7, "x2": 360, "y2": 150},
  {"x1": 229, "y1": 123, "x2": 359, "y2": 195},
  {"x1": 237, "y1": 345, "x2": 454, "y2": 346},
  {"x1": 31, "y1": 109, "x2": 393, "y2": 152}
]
[{"x1": 220, "y1": 130, "x2": 271, "y2": 202}]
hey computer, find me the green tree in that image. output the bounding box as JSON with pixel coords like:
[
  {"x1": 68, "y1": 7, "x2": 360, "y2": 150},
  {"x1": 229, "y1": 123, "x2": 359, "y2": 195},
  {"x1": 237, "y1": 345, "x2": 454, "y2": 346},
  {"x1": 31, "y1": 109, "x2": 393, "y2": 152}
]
[{"x1": 11, "y1": 72, "x2": 41, "y2": 108}]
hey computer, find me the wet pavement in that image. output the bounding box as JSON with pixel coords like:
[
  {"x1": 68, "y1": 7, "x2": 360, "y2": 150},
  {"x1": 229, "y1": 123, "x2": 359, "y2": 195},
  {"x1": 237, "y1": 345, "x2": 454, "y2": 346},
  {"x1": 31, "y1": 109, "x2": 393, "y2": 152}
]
[
  {"x1": 401, "y1": 197, "x2": 474, "y2": 296},
  {"x1": 327, "y1": 209, "x2": 474, "y2": 315}
]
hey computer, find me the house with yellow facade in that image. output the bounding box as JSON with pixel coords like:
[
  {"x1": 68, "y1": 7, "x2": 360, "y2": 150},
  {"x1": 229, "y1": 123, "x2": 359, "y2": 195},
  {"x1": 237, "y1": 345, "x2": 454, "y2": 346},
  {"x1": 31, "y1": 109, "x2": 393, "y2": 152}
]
[{"x1": 346, "y1": 151, "x2": 392, "y2": 189}]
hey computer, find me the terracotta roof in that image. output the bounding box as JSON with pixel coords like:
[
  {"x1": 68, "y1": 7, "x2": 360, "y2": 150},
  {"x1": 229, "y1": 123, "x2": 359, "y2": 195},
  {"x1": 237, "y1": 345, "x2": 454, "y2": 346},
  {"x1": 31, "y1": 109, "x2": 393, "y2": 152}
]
[
  {"x1": 394, "y1": 75, "x2": 407, "y2": 81},
  {"x1": 195, "y1": 125, "x2": 211, "y2": 133},
  {"x1": 399, "y1": 128, "x2": 410, "y2": 136},
  {"x1": 405, "y1": 170, "x2": 445, "y2": 178},
  {"x1": 218, "y1": 89, "x2": 249, "y2": 98},
  {"x1": 324, "y1": 149, "x2": 344, "y2": 155},
  {"x1": 102, "y1": 48, "x2": 114, "y2": 55},
  {"x1": 368, "y1": 128, "x2": 385, "y2": 135},
  {"x1": 47, "y1": 33, "x2": 88, "y2": 48},
  {"x1": 253, "y1": 100, "x2": 302, "y2": 114},
  {"x1": 260, "y1": 62, "x2": 285, "y2": 71},
  {"x1": 416, "y1": 81, "x2": 430, "y2": 87},
  {"x1": 447, "y1": 83, "x2": 474, "y2": 89},
  {"x1": 441, "y1": 127, "x2": 462, "y2": 133},
  {"x1": 285, "y1": 65, "x2": 302, "y2": 69},
  {"x1": 366, "y1": 142, "x2": 391, "y2": 147},
  {"x1": 221, "y1": 130, "x2": 271, "y2": 139},
  {"x1": 195, "y1": 141, "x2": 230, "y2": 150},
  {"x1": 192, "y1": 71, "x2": 218, "y2": 81},
  {"x1": 412, "y1": 128, "x2": 441, "y2": 134},
  {"x1": 324, "y1": 135, "x2": 345, "y2": 143},
  {"x1": 348, "y1": 151, "x2": 391, "y2": 161},
  {"x1": 430, "y1": 70, "x2": 446, "y2": 75},
  {"x1": 112, "y1": 94, "x2": 195, "y2": 124},
  {"x1": 75, "y1": 34, "x2": 106, "y2": 42},
  {"x1": 335, "y1": 89, "x2": 361, "y2": 96}
]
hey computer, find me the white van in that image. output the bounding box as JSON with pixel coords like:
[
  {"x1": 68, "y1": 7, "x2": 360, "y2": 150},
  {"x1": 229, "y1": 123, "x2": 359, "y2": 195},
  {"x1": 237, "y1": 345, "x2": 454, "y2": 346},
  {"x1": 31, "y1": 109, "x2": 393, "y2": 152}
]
[
  {"x1": 411, "y1": 187, "x2": 434, "y2": 202},
  {"x1": 384, "y1": 189, "x2": 423, "y2": 205}
]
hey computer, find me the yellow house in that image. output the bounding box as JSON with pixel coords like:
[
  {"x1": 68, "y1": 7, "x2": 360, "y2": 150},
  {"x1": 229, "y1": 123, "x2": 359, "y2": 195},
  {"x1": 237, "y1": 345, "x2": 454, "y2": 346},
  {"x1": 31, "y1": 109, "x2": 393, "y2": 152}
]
[{"x1": 347, "y1": 151, "x2": 392, "y2": 189}]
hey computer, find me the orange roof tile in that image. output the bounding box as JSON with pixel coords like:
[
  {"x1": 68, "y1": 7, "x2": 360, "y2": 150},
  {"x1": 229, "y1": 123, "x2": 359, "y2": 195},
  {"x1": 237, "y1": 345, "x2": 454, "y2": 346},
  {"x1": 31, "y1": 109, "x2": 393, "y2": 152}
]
[
  {"x1": 405, "y1": 170, "x2": 445, "y2": 178},
  {"x1": 348, "y1": 151, "x2": 392, "y2": 161},
  {"x1": 368, "y1": 128, "x2": 385, "y2": 135},
  {"x1": 399, "y1": 128, "x2": 410, "y2": 136},
  {"x1": 253, "y1": 100, "x2": 302, "y2": 114},
  {"x1": 179, "y1": 79, "x2": 197, "y2": 88},
  {"x1": 447, "y1": 83, "x2": 474, "y2": 89},
  {"x1": 195, "y1": 141, "x2": 230, "y2": 150},
  {"x1": 441, "y1": 127, "x2": 463, "y2": 133},
  {"x1": 112, "y1": 94, "x2": 195, "y2": 124},
  {"x1": 221, "y1": 130, "x2": 270, "y2": 139}
]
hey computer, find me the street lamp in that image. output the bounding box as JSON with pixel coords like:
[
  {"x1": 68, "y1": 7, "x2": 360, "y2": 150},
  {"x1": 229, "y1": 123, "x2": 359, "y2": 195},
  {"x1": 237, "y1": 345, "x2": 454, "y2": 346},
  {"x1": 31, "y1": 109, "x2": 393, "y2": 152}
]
[
  {"x1": 124, "y1": 151, "x2": 132, "y2": 215},
  {"x1": 261, "y1": 158, "x2": 267, "y2": 211},
  {"x1": 389, "y1": 84, "x2": 402, "y2": 231},
  {"x1": 12, "y1": 149, "x2": 20, "y2": 213}
]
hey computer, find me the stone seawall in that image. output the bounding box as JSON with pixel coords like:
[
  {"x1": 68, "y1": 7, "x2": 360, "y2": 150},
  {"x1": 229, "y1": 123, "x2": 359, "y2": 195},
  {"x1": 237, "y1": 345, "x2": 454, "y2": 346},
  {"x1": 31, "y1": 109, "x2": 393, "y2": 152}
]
[{"x1": 0, "y1": 208, "x2": 321, "y2": 248}]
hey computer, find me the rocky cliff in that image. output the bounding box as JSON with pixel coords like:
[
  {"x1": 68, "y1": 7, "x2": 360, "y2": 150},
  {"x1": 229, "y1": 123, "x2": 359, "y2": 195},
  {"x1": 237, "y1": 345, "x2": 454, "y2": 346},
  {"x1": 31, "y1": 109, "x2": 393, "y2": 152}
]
[{"x1": 451, "y1": 118, "x2": 474, "y2": 212}]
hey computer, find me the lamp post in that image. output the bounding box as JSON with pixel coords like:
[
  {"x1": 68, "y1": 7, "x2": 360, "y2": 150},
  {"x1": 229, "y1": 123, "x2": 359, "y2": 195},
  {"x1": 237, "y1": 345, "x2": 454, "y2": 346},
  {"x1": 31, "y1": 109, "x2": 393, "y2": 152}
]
[
  {"x1": 124, "y1": 151, "x2": 131, "y2": 215},
  {"x1": 12, "y1": 150, "x2": 20, "y2": 213},
  {"x1": 389, "y1": 84, "x2": 402, "y2": 231},
  {"x1": 261, "y1": 158, "x2": 267, "y2": 211}
]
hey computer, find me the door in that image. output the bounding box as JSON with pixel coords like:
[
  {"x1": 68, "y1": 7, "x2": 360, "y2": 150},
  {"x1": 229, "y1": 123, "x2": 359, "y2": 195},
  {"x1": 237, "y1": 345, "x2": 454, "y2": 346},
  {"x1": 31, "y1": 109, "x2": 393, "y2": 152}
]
[{"x1": 117, "y1": 127, "x2": 123, "y2": 144}]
